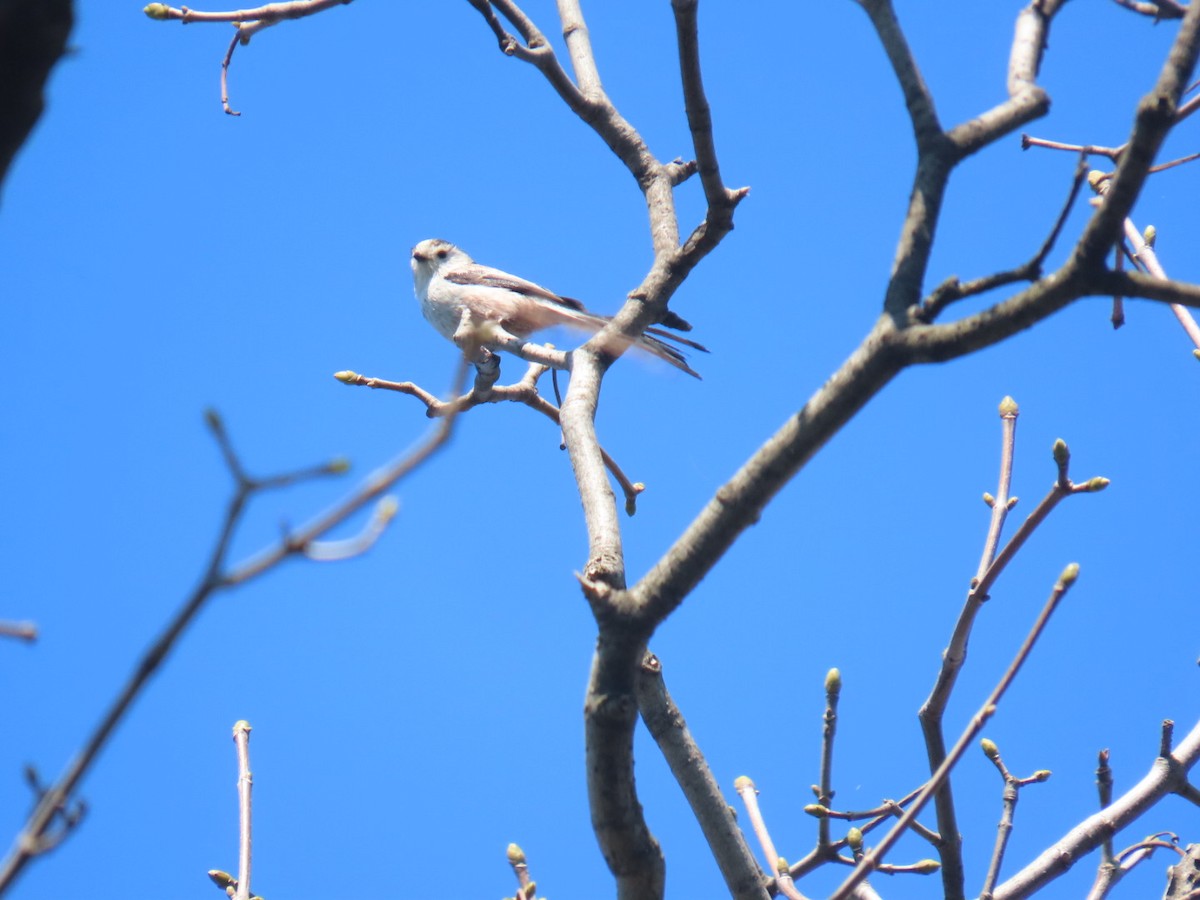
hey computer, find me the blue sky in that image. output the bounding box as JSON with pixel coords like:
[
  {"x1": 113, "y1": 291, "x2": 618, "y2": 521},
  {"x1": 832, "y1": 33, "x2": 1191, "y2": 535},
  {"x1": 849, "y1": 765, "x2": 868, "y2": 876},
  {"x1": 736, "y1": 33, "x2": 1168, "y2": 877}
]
[{"x1": 2, "y1": 2, "x2": 1198, "y2": 898}]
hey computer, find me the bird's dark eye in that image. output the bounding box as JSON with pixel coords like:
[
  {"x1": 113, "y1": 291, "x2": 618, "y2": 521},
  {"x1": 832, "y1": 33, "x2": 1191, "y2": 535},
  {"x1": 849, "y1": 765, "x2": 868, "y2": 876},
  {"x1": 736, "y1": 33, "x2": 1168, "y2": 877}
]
[{"x1": 436, "y1": 248, "x2": 448, "y2": 259}]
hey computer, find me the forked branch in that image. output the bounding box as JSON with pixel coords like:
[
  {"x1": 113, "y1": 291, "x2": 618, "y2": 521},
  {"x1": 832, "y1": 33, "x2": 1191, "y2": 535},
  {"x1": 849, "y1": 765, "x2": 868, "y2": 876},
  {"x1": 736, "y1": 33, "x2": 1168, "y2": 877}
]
[{"x1": 0, "y1": 364, "x2": 465, "y2": 892}]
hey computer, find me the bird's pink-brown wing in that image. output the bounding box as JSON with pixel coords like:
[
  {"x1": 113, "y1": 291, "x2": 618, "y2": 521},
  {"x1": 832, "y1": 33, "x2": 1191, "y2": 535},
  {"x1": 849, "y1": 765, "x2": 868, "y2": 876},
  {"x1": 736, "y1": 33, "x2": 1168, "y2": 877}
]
[{"x1": 443, "y1": 262, "x2": 708, "y2": 377}]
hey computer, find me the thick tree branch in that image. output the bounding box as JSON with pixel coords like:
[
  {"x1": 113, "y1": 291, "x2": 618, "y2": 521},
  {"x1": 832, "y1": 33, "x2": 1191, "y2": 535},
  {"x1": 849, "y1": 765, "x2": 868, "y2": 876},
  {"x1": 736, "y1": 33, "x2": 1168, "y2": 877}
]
[
  {"x1": 636, "y1": 654, "x2": 768, "y2": 900},
  {"x1": 992, "y1": 717, "x2": 1200, "y2": 899},
  {"x1": 628, "y1": 316, "x2": 906, "y2": 628},
  {"x1": 1073, "y1": 2, "x2": 1200, "y2": 268},
  {"x1": 0, "y1": 0, "x2": 73, "y2": 191}
]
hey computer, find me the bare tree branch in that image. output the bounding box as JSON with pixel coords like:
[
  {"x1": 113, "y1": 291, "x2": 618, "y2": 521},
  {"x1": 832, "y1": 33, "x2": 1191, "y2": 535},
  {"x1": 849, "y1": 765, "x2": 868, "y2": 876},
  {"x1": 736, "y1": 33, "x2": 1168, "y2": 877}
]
[
  {"x1": 1112, "y1": 0, "x2": 1188, "y2": 21},
  {"x1": 232, "y1": 720, "x2": 254, "y2": 900},
  {"x1": 0, "y1": 0, "x2": 73, "y2": 190},
  {"x1": 993, "y1": 719, "x2": 1200, "y2": 899},
  {"x1": 978, "y1": 740, "x2": 1051, "y2": 899},
  {"x1": 0, "y1": 620, "x2": 37, "y2": 642},
  {"x1": 0, "y1": 364, "x2": 466, "y2": 891},
  {"x1": 832, "y1": 563, "x2": 1082, "y2": 900},
  {"x1": 143, "y1": 0, "x2": 355, "y2": 113},
  {"x1": 636, "y1": 654, "x2": 767, "y2": 900}
]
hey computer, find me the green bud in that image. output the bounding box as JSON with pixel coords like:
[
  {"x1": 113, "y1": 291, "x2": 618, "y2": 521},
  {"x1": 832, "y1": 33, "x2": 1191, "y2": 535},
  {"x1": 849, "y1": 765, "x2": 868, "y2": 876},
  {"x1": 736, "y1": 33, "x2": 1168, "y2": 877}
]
[
  {"x1": 998, "y1": 396, "x2": 1018, "y2": 417},
  {"x1": 1143, "y1": 225, "x2": 1156, "y2": 247},
  {"x1": 208, "y1": 870, "x2": 236, "y2": 889},
  {"x1": 804, "y1": 804, "x2": 828, "y2": 818},
  {"x1": 1052, "y1": 439, "x2": 1069, "y2": 466},
  {"x1": 333, "y1": 370, "x2": 358, "y2": 383},
  {"x1": 825, "y1": 668, "x2": 841, "y2": 697},
  {"x1": 734, "y1": 775, "x2": 755, "y2": 792},
  {"x1": 846, "y1": 827, "x2": 863, "y2": 851},
  {"x1": 1084, "y1": 477, "x2": 1110, "y2": 492},
  {"x1": 913, "y1": 859, "x2": 941, "y2": 874},
  {"x1": 980, "y1": 738, "x2": 999, "y2": 760},
  {"x1": 982, "y1": 492, "x2": 995, "y2": 507},
  {"x1": 376, "y1": 496, "x2": 400, "y2": 523},
  {"x1": 506, "y1": 843, "x2": 526, "y2": 864},
  {"x1": 1059, "y1": 562, "x2": 1080, "y2": 587},
  {"x1": 144, "y1": 3, "x2": 171, "y2": 19}
]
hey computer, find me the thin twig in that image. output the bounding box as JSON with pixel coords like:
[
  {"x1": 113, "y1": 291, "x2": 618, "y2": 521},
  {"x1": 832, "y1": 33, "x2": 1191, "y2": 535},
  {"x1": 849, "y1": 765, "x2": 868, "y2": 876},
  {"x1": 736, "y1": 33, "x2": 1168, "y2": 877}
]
[
  {"x1": 733, "y1": 778, "x2": 807, "y2": 899},
  {"x1": 817, "y1": 668, "x2": 841, "y2": 851},
  {"x1": 1096, "y1": 749, "x2": 1114, "y2": 863},
  {"x1": 978, "y1": 739, "x2": 1050, "y2": 899},
  {"x1": 335, "y1": 365, "x2": 646, "y2": 515},
  {"x1": 232, "y1": 720, "x2": 253, "y2": 900},
  {"x1": 0, "y1": 620, "x2": 37, "y2": 642},
  {"x1": 1111, "y1": 0, "x2": 1188, "y2": 20},
  {"x1": 144, "y1": 1, "x2": 354, "y2": 112},
  {"x1": 221, "y1": 30, "x2": 243, "y2": 116},
  {"x1": 1021, "y1": 134, "x2": 1124, "y2": 159},
  {"x1": 1088, "y1": 833, "x2": 1181, "y2": 900},
  {"x1": 833, "y1": 564, "x2": 1082, "y2": 900},
  {"x1": 917, "y1": 157, "x2": 1088, "y2": 322}
]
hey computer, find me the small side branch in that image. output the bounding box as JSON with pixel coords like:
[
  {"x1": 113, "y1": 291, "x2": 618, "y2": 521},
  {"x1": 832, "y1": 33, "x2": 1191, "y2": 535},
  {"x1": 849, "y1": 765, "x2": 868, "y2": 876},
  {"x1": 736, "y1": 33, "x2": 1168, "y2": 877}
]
[
  {"x1": 734, "y1": 777, "x2": 808, "y2": 900},
  {"x1": 335, "y1": 365, "x2": 646, "y2": 515},
  {"x1": 978, "y1": 739, "x2": 1051, "y2": 899},
  {"x1": 1088, "y1": 173, "x2": 1200, "y2": 350},
  {"x1": 916, "y1": 157, "x2": 1088, "y2": 323},
  {"x1": 1111, "y1": 0, "x2": 1188, "y2": 21},
  {"x1": 0, "y1": 620, "x2": 37, "y2": 642},
  {"x1": 1087, "y1": 832, "x2": 1182, "y2": 900},
  {"x1": 993, "y1": 719, "x2": 1200, "y2": 898},
  {"x1": 144, "y1": 0, "x2": 355, "y2": 114}
]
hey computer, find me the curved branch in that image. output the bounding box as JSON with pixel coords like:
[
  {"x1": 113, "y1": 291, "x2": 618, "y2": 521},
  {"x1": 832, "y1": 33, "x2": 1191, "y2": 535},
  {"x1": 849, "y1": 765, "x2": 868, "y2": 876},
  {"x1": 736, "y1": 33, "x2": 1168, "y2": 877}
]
[{"x1": 854, "y1": 0, "x2": 942, "y2": 147}]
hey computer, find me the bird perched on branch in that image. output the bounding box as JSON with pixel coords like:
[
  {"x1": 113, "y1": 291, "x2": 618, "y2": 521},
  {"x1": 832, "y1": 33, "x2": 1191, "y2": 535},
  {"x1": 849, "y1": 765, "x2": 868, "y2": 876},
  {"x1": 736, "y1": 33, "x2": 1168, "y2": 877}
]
[{"x1": 410, "y1": 238, "x2": 707, "y2": 378}]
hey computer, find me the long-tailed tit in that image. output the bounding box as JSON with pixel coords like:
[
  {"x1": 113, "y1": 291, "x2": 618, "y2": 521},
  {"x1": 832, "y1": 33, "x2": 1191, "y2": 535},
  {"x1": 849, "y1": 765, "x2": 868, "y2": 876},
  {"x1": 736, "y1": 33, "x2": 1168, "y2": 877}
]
[{"x1": 410, "y1": 238, "x2": 707, "y2": 378}]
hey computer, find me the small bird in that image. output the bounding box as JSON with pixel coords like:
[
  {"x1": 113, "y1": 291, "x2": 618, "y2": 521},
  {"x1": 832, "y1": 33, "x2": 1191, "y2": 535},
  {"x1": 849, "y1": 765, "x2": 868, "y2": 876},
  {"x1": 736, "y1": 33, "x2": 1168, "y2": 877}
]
[{"x1": 410, "y1": 238, "x2": 707, "y2": 378}]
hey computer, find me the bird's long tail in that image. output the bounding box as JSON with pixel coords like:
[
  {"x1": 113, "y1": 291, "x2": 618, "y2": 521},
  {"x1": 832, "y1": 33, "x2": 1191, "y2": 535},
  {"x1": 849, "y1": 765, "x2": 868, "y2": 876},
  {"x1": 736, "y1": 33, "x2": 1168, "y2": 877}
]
[
  {"x1": 548, "y1": 300, "x2": 708, "y2": 378},
  {"x1": 635, "y1": 326, "x2": 708, "y2": 379}
]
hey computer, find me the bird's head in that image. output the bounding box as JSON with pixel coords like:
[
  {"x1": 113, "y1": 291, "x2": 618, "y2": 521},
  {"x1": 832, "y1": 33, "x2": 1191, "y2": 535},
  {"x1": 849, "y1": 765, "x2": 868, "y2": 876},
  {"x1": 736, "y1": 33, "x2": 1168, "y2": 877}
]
[{"x1": 410, "y1": 238, "x2": 470, "y2": 280}]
